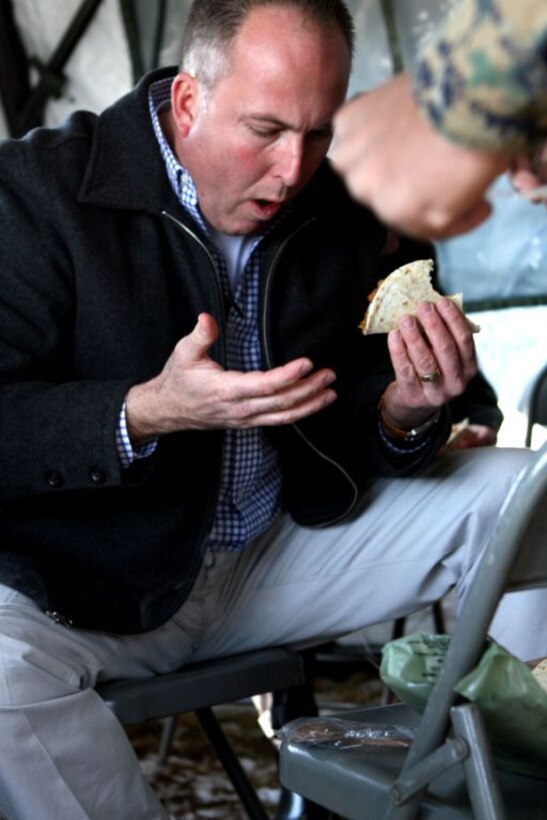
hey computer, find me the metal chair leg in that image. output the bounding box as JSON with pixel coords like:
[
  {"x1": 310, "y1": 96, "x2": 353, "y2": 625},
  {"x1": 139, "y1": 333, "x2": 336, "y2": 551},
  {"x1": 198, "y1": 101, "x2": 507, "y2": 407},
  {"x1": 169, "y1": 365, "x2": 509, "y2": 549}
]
[
  {"x1": 196, "y1": 706, "x2": 270, "y2": 820},
  {"x1": 451, "y1": 704, "x2": 507, "y2": 820},
  {"x1": 156, "y1": 715, "x2": 178, "y2": 766}
]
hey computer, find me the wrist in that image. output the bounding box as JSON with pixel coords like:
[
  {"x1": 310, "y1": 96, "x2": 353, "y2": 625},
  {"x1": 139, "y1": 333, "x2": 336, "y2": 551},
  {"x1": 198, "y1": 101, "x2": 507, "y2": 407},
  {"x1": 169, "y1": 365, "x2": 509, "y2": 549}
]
[
  {"x1": 125, "y1": 380, "x2": 164, "y2": 446},
  {"x1": 378, "y1": 393, "x2": 441, "y2": 441}
]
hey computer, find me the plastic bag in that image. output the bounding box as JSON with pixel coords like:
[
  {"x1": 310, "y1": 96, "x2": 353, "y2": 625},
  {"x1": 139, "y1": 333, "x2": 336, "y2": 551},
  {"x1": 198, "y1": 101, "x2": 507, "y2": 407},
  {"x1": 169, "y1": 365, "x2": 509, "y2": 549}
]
[
  {"x1": 276, "y1": 716, "x2": 415, "y2": 749},
  {"x1": 379, "y1": 632, "x2": 451, "y2": 712},
  {"x1": 381, "y1": 633, "x2": 547, "y2": 777},
  {"x1": 455, "y1": 643, "x2": 547, "y2": 777}
]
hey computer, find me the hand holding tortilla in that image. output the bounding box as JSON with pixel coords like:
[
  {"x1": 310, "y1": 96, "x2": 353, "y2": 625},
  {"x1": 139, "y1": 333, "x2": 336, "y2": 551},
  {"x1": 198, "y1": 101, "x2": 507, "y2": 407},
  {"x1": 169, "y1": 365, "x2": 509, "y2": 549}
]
[
  {"x1": 373, "y1": 258, "x2": 480, "y2": 438},
  {"x1": 360, "y1": 259, "x2": 480, "y2": 335}
]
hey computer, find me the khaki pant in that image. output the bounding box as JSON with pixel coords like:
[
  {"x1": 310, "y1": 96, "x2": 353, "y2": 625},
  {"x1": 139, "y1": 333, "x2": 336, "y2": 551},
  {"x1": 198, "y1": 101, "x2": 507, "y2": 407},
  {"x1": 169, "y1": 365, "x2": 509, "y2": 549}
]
[{"x1": 1, "y1": 448, "x2": 545, "y2": 819}]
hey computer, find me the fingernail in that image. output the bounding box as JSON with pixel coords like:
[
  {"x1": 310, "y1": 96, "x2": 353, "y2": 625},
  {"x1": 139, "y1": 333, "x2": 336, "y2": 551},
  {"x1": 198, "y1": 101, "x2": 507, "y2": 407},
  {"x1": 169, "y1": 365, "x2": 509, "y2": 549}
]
[
  {"x1": 401, "y1": 316, "x2": 414, "y2": 329},
  {"x1": 419, "y1": 301, "x2": 434, "y2": 313}
]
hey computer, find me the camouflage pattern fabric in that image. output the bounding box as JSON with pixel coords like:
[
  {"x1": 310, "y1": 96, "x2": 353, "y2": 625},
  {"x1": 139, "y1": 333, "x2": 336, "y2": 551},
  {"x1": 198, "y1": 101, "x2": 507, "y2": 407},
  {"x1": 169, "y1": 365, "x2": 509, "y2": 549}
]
[{"x1": 414, "y1": 0, "x2": 547, "y2": 152}]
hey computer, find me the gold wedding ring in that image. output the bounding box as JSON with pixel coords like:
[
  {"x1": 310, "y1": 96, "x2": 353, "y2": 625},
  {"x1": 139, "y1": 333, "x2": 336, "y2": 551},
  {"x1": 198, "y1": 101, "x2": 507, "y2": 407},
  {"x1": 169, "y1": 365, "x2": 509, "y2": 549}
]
[{"x1": 420, "y1": 371, "x2": 440, "y2": 384}]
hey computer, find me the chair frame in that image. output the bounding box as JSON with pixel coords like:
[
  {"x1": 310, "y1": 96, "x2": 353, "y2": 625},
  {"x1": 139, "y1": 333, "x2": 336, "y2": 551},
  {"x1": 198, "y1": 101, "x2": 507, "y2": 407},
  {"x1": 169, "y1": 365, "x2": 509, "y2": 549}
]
[
  {"x1": 525, "y1": 363, "x2": 547, "y2": 448},
  {"x1": 280, "y1": 443, "x2": 547, "y2": 819},
  {"x1": 98, "y1": 646, "x2": 304, "y2": 820}
]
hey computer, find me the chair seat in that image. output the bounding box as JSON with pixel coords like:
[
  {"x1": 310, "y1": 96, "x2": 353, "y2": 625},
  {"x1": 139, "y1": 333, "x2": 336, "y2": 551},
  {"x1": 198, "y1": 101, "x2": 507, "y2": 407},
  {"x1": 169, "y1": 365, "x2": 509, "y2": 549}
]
[
  {"x1": 97, "y1": 646, "x2": 304, "y2": 725},
  {"x1": 279, "y1": 703, "x2": 547, "y2": 819},
  {"x1": 97, "y1": 647, "x2": 304, "y2": 820}
]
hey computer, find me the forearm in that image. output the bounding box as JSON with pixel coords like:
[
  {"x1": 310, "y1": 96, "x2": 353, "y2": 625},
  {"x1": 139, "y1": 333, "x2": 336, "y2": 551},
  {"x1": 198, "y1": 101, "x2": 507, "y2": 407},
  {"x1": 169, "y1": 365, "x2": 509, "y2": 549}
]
[{"x1": 415, "y1": 0, "x2": 547, "y2": 153}]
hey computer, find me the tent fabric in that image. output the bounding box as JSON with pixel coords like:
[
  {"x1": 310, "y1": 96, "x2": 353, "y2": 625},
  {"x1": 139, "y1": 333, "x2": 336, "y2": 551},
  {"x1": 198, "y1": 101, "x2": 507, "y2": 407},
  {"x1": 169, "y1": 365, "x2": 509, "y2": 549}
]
[
  {"x1": 0, "y1": 0, "x2": 397, "y2": 134},
  {"x1": 11, "y1": 0, "x2": 133, "y2": 125}
]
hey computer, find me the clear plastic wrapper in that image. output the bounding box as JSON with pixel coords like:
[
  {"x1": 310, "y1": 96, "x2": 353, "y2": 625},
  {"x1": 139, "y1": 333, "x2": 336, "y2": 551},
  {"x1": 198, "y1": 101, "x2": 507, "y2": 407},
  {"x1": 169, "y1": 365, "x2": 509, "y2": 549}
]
[{"x1": 276, "y1": 716, "x2": 415, "y2": 749}]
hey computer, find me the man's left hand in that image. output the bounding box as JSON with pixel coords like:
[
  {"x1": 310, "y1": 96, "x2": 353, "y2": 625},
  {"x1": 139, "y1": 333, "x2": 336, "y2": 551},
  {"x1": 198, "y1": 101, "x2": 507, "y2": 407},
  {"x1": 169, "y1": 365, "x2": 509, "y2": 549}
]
[{"x1": 381, "y1": 297, "x2": 477, "y2": 430}]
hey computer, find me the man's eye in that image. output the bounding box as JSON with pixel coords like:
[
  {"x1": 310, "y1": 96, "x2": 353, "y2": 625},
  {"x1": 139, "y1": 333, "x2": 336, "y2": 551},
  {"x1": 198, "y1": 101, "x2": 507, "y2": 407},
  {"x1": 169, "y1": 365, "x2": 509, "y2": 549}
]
[{"x1": 249, "y1": 125, "x2": 279, "y2": 138}]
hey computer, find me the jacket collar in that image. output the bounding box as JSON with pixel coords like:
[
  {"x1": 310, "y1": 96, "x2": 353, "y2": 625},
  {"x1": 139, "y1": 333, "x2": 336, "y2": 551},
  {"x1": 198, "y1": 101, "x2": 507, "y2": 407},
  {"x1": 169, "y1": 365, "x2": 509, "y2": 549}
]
[{"x1": 79, "y1": 67, "x2": 181, "y2": 213}]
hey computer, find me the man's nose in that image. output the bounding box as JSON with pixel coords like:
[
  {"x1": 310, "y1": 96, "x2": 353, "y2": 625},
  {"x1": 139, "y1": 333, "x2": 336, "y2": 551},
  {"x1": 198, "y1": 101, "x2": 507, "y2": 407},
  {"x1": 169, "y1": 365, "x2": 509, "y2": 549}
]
[{"x1": 275, "y1": 134, "x2": 304, "y2": 187}]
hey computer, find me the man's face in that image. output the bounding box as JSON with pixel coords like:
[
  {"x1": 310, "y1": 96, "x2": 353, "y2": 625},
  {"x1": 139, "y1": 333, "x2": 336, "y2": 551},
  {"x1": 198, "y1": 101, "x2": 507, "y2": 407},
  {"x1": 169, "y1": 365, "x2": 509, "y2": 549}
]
[{"x1": 171, "y1": 5, "x2": 351, "y2": 234}]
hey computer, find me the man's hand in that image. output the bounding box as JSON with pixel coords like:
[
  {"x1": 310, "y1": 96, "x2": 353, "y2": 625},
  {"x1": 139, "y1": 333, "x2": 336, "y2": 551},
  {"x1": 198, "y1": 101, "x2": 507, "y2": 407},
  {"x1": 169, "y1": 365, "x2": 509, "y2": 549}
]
[
  {"x1": 125, "y1": 313, "x2": 337, "y2": 445},
  {"x1": 442, "y1": 424, "x2": 498, "y2": 452},
  {"x1": 509, "y1": 140, "x2": 547, "y2": 201},
  {"x1": 380, "y1": 298, "x2": 477, "y2": 430},
  {"x1": 330, "y1": 73, "x2": 510, "y2": 240}
]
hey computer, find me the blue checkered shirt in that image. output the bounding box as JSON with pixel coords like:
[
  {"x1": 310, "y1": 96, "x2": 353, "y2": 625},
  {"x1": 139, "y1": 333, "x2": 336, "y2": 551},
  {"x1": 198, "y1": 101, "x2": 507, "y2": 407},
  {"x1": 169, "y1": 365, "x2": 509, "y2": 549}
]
[{"x1": 116, "y1": 77, "x2": 283, "y2": 551}]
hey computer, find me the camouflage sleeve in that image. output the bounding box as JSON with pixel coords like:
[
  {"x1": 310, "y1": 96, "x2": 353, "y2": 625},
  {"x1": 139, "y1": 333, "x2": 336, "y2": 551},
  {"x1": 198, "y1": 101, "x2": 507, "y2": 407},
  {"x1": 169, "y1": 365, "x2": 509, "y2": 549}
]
[{"x1": 413, "y1": 0, "x2": 547, "y2": 152}]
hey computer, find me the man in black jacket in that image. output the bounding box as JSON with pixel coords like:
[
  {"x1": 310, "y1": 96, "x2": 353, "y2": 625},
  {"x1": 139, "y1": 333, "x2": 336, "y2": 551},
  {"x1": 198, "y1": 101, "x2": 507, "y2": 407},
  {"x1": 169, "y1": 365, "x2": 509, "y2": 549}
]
[{"x1": 0, "y1": 0, "x2": 544, "y2": 817}]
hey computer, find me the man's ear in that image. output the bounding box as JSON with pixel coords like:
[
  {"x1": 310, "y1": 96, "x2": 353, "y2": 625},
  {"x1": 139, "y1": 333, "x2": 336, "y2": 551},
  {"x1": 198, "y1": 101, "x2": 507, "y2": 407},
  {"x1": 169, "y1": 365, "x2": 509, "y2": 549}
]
[{"x1": 171, "y1": 72, "x2": 200, "y2": 137}]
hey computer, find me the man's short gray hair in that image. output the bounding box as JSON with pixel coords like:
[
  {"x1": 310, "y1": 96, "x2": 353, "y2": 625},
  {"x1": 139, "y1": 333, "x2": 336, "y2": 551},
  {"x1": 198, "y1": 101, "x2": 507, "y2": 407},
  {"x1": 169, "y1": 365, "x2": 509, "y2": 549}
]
[{"x1": 180, "y1": 0, "x2": 354, "y2": 92}]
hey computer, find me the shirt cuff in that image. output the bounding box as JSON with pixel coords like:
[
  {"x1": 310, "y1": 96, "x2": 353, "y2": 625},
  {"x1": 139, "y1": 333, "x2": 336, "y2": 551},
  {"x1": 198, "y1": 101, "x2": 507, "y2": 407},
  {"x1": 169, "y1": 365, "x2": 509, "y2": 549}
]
[{"x1": 116, "y1": 403, "x2": 158, "y2": 468}]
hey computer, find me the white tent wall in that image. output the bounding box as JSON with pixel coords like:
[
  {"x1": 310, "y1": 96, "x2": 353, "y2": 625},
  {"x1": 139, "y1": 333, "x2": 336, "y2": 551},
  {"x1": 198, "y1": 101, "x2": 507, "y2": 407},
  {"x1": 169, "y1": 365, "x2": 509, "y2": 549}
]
[
  {"x1": 1, "y1": 0, "x2": 460, "y2": 129},
  {"x1": 5, "y1": 0, "x2": 401, "y2": 125},
  {"x1": 11, "y1": 0, "x2": 133, "y2": 125}
]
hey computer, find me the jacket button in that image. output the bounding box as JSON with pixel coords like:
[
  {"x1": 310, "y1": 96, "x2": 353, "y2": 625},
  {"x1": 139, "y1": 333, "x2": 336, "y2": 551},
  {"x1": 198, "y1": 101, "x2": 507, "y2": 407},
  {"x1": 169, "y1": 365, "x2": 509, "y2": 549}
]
[
  {"x1": 89, "y1": 466, "x2": 106, "y2": 485},
  {"x1": 44, "y1": 470, "x2": 64, "y2": 488}
]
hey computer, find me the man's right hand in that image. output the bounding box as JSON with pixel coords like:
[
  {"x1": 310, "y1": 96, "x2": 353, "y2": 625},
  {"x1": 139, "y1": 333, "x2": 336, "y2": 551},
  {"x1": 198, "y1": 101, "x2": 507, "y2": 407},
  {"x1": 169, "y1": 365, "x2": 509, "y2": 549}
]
[
  {"x1": 125, "y1": 313, "x2": 337, "y2": 446},
  {"x1": 331, "y1": 73, "x2": 510, "y2": 240}
]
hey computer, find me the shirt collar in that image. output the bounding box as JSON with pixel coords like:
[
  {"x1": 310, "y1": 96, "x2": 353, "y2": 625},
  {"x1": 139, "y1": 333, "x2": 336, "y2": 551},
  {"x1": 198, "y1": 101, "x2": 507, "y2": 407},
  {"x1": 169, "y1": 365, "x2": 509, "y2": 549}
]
[{"x1": 148, "y1": 77, "x2": 207, "y2": 235}]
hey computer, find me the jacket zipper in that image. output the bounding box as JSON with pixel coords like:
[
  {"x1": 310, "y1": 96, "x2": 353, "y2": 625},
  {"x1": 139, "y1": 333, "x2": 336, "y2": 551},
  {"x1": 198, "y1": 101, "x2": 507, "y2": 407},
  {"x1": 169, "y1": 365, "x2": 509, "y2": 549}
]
[
  {"x1": 161, "y1": 210, "x2": 227, "y2": 361},
  {"x1": 161, "y1": 208, "x2": 227, "y2": 550},
  {"x1": 261, "y1": 219, "x2": 360, "y2": 526}
]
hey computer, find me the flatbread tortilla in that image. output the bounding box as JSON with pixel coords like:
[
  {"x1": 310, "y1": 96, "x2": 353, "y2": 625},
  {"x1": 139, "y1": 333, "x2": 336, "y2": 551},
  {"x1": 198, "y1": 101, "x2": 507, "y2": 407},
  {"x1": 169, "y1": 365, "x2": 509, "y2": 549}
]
[
  {"x1": 532, "y1": 658, "x2": 547, "y2": 694},
  {"x1": 360, "y1": 259, "x2": 479, "y2": 335}
]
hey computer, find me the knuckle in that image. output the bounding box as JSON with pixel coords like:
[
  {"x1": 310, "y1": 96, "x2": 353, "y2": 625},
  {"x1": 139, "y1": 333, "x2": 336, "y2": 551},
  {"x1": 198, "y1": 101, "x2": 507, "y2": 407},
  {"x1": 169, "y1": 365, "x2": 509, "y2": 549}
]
[
  {"x1": 235, "y1": 400, "x2": 253, "y2": 421},
  {"x1": 417, "y1": 358, "x2": 436, "y2": 373},
  {"x1": 456, "y1": 330, "x2": 473, "y2": 347},
  {"x1": 277, "y1": 409, "x2": 294, "y2": 425},
  {"x1": 438, "y1": 340, "x2": 455, "y2": 357},
  {"x1": 451, "y1": 377, "x2": 467, "y2": 395},
  {"x1": 256, "y1": 378, "x2": 276, "y2": 398},
  {"x1": 427, "y1": 208, "x2": 453, "y2": 233},
  {"x1": 398, "y1": 363, "x2": 417, "y2": 382},
  {"x1": 217, "y1": 383, "x2": 233, "y2": 403},
  {"x1": 276, "y1": 393, "x2": 293, "y2": 412}
]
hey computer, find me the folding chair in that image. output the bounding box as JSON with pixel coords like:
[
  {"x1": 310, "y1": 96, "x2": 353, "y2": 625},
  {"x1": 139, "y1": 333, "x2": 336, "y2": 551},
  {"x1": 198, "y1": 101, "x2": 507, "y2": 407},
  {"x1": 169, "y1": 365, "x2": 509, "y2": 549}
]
[
  {"x1": 525, "y1": 363, "x2": 547, "y2": 448},
  {"x1": 279, "y1": 442, "x2": 547, "y2": 819},
  {"x1": 97, "y1": 646, "x2": 304, "y2": 820}
]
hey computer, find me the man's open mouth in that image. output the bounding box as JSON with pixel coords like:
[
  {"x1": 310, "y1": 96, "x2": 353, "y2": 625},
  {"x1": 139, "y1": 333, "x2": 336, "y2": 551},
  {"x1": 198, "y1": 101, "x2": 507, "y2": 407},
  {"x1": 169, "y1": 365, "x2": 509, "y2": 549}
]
[{"x1": 253, "y1": 199, "x2": 283, "y2": 219}]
